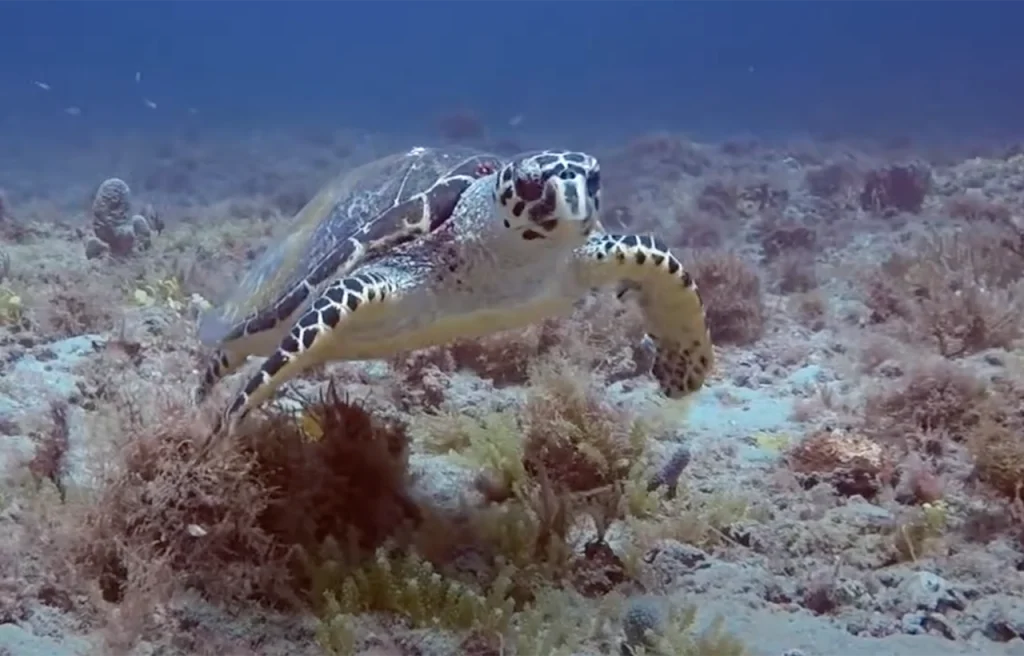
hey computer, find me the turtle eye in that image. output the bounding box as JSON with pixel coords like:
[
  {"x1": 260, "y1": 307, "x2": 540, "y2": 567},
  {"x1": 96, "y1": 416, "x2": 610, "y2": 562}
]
[
  {"x1": 586, "y1": 170, "x2": 601, "y2": 198},
  {"x1": 514, "y1": 173, "x2": 545, "y2": 202}
]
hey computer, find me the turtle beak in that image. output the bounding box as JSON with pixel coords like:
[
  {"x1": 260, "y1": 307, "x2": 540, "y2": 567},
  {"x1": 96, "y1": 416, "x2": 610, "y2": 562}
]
[{"x1": 550, "y1": 175, "x2": 590, "y2": 223}]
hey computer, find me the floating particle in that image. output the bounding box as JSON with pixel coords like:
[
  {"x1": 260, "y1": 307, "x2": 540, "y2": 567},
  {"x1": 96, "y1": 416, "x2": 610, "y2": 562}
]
[
  {"x1": 135, "y1": 71, "x2": 142, "y2": 83},
  {"x1": 33, "y1": 80, "x2": 51, "y2": 91},
  {"x1": 143, "y1": 98, "x2": 157, "y2": 110},
  {"x1": 508, "y1": 113, "x2": 524, "y2": 127},
  {"x1": 64, "y1": 106, "x2": 81, "y2": 116},
  {"x1": 187, "y1": 107, "x2": 199, "y2": 116}
]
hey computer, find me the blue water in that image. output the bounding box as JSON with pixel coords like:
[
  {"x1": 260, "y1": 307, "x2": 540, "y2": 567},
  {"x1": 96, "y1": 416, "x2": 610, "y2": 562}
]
[{"x1": 0, "y1": 1, "x2": 1021, "y2": 141}]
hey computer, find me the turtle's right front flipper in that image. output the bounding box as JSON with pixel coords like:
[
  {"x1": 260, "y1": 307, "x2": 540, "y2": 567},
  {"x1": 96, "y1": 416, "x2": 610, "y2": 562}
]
[{"x1": 572, "y1": 233, "x2": 715, "y2": 399}]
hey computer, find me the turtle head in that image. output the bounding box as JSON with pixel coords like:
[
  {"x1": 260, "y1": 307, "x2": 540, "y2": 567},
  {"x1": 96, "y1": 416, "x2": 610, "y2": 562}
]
[{"x1": 494, "y1": 150, "x2": 601, "y2": 244}]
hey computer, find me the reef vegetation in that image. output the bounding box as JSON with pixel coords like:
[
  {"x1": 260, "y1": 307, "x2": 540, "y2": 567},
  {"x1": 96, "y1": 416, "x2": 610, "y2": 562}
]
[{"x1": 1, "y1": 125, "x2": 1024, "y2": 655}]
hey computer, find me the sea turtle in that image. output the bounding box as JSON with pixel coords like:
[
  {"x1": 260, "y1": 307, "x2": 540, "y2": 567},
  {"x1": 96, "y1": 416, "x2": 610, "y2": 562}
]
[{"x1": 196, "y1": 145, "x2": 715, "y2": 434}]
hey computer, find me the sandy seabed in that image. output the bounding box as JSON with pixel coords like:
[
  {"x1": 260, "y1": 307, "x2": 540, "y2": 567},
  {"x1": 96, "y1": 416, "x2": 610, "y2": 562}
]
[{"x1": 1, "y1": 125, "x2": 1024, "y2": 656}]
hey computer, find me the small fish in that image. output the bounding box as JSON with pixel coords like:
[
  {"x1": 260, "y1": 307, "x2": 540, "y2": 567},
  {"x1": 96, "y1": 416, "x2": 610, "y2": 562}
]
[
  {"x1": 135, "y1": 71, "x2": 142, "y2": 83},
  {"x1": 64, "y1": 106, "x2": 81, "y2": 116},
  {"x1": 508, "y1": 114, "x2": 524, "y2": 127},
  {"x1": 143, "y1": 98, "x2": 157, "y2": 110},
  {"x1": 33, "y1": 80, "x2": 51, "y2": 91}
]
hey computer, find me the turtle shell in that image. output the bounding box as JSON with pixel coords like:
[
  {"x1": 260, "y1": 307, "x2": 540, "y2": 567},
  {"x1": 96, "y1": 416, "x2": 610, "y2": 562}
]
[{"x1": 198, "y1": 146, "x2": 502, "y2": 347}]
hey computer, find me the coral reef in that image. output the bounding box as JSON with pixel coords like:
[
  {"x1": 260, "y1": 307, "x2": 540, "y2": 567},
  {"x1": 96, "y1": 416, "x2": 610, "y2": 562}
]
[
  {"x1": 63, "y1": 382, "x2": 420, "y2": 614},
  {"x1": 686, "y1": 251, "x2": 765, "y2": 345},
  {"x1": 85, "y1": 178, "x2": 163, "y2": 259},
  {"x1": 3, "y1": 127, "x2": 1024, "y2": 656},
  {"x1": 859, "y1": 163, "x2": 932, "y2": 215},
  {"x1": 805, "y1": 161, "x2": 858, "y2": 199},
  {"x1": 862, "y1": 232, "x2": 1024, "y2": 356}
]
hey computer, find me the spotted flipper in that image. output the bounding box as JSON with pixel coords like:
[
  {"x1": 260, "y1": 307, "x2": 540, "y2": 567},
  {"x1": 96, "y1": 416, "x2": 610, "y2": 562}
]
[
  {"x1": 577, "y1": 233, "x2": 715, "y2": 397},
  {"x1": 220, "y1": 271, "x2": 401, "y2": 435},
  {"x1": 195, "y1": 349, "x2": 248, "y2": 405}
]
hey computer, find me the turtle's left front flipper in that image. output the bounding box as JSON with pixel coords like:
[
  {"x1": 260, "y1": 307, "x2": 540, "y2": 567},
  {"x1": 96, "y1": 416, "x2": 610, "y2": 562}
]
[
  {"x1": 221, "y1": 268, "x2": 405, "y2": 435},
  {"x1": 573, "y1": 233, "x2": 715, "y2": 397}
]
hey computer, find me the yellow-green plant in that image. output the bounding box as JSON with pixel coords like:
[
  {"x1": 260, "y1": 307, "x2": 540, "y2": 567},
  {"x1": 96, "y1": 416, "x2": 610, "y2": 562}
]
[
  {"x1": 621, "y1": 458, "x2": 662, "y2": 519},
  {"x1": 309, "y1": 540, "x2": 517, "y2": 654},
  {"x1": 315, "y1": 606, "x2": 357, "y2": 656},
  {"x1": 314, "y1": 551, "x2": 625, "y2": 656},
  {"x1": 627, "y1": 603, "x2": 748, "y2": 656},
  {"x1": 629, "y1": 486, "x2": 761, "y2": 552},
  {"x1": 753, "y1": 430, "x2": 792, "y2": 452},
  {"x1": 894, "y1": 499, "x2": 949, "y2": 562},
  {"x1": 131, "y1": 276, "x2": 187, "y2": 312},
  {"x1": 0, "y1": 285, "x2": 23, "y2": 325},
  {"x1": 509, "y1": 588, "x2": 619, "y2": 656},
  {"x1": 417, "y1": 410, "x2": 530, "y2": 495}
]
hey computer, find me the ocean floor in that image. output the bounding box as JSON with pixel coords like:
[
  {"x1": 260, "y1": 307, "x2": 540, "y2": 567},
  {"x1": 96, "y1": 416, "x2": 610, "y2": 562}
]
[{"x1": 1, "y1": 126, "x2": 1024, "y2": 656}]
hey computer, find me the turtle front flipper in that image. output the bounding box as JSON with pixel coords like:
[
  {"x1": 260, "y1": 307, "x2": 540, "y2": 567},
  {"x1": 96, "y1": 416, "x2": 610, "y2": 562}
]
[
  {"x1": 195, "y1": 349, "x2": 249, "y2": 405},
  {"x1": 573, "y1": 233, "x2": 715, "y2": 398},
  {"x1": 221, "y1": 270, "x2": 404, "y2": 435}
]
